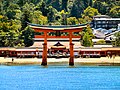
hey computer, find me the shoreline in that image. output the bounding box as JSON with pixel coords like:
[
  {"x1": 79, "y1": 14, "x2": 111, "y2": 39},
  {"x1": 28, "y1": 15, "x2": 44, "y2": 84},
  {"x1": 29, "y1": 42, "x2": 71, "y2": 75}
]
[{"x1": 0, "y1": 57, "x2": 120, "y2": 66}]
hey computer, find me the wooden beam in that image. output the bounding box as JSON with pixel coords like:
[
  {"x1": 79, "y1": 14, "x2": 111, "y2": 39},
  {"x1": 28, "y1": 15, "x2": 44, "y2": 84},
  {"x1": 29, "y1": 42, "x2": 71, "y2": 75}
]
[
  {"x1": 34, "y1": 28, "x2": 83, "y2": 33},
  {"x1": 35, "y1": 35, "x2": 81, "y2": 38}
]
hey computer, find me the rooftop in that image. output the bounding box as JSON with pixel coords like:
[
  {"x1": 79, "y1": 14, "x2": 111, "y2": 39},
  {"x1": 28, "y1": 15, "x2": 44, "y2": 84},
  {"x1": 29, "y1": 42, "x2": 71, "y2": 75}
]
[
  {"x1": 28, "y1": 23, "x2": 87, "y2": 30},
  {"x1": 94, "y1": 18, "x2": 120, "y2": 21},
  {"x1": 93, "y1": 15, "x2": 111, "y2": 18}
]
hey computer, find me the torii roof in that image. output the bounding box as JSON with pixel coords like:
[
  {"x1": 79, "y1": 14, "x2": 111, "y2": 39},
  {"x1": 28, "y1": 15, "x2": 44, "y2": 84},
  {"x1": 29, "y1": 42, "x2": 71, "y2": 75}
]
[{"x1": 28, "y1": 23, "x2": 87, "y2": 30}]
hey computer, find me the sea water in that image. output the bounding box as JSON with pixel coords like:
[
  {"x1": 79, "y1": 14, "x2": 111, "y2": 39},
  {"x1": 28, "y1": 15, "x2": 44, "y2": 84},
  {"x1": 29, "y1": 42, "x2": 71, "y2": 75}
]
[{"x1": 0, "y1": 65, "x2": 120, "y2": 90}]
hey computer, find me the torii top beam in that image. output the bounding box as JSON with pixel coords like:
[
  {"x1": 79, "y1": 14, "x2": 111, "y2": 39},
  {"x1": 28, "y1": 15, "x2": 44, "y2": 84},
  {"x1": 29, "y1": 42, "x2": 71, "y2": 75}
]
[{"x1": 28, "y1": 23, "x2": 88, "y2": 32}]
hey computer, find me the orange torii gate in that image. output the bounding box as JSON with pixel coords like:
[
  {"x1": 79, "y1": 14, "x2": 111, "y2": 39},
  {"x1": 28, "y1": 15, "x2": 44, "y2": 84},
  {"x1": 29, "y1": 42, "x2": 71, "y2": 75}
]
[{"x1": 29, "y1": 24, "x2": 87, "y2": 66}]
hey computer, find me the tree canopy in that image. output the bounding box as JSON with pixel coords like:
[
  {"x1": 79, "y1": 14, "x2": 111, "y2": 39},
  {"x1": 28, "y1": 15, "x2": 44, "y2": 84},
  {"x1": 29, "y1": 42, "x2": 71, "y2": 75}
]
[
  {"x1": 113, "y1": 32, "x2": 120, "y2": 47},
  {"x1": 0, "y1": 0, "x2": 119, "y2": 47}
]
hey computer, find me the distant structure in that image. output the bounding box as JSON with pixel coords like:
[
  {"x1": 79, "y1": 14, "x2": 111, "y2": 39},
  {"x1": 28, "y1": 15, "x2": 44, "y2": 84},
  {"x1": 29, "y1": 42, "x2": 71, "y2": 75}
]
[
  {"x1": 91, "y1": 15, "x2": 120, "y2": 29},
  {"x1": 118, "y1": 24, "x2": 120, "y2": 30}
]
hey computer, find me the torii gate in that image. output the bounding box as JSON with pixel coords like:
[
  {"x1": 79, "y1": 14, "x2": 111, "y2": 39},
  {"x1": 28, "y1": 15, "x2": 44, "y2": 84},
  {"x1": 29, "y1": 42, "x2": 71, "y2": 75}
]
[{"x1": 29, "y1": 24, "x2": 87, "y2": 66}]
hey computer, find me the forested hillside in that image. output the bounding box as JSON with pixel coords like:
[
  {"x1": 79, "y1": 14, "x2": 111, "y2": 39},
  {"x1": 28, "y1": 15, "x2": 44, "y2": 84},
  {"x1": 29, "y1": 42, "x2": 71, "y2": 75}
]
[{"x1": 0, "y1": 0, "x2": 120, "y2": 47}]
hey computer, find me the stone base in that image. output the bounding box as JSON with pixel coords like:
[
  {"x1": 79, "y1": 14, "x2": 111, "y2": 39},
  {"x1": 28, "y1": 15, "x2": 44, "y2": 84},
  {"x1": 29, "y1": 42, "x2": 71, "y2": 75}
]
[
  {"x1": 41, "y1": 58, "x2": 47, "y2": 66},
  {"x1": 69, "y1": 57, "x2": 74, "y2": 66}
]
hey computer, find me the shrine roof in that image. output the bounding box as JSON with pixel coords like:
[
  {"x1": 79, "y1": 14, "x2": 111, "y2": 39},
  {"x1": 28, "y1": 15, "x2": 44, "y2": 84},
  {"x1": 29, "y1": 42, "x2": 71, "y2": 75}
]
[{"x1": 28, "y1": 23, "x2": 87, "y2": 30}]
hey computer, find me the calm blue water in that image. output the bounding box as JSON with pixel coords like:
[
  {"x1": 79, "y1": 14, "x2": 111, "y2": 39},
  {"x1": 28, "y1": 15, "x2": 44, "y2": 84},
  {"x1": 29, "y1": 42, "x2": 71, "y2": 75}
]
[{"x1": 0, "y1": 65, "x2": 120, "y2": 90}]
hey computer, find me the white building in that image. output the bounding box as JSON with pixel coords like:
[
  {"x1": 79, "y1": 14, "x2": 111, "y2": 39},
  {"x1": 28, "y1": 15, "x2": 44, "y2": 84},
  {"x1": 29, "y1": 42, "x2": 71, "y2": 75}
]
[{"x1": 91, "y1": 15, "x2": 120, "y2": 29}]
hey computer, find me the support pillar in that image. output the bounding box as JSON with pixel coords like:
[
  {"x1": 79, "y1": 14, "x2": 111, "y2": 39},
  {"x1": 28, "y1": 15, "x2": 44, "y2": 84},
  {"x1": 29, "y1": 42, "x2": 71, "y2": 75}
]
[
  {"x1": 69, "y1": 32, "x2": 74, "y2": 66},
  {"x1": 69, "y1": 43, "x2": 74, "y2": 66},
  {"x1": 41, "y1": 32, "x2": 47, "y2": 66}
]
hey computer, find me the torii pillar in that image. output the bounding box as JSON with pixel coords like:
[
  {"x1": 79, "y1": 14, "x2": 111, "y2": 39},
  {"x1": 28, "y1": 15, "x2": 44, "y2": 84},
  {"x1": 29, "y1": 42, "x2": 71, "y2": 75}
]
[
  {"x1": 41, "y1": 31, "x2": 47, "y2": 66},
  {"x1": 69, "y1": 32, "x2": 74, "y2": 66}
]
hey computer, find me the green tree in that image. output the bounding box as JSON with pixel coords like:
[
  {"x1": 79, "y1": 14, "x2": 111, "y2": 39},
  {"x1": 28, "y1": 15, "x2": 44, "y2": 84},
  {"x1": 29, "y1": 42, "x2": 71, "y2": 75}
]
[
  {"x1": 31, "y1": 0, "x2": 42, "y2": 5},
  {"x1": 0, "y1": 0, "x2": 5, "y2": 15},
  {"x1": 62, "y1": 0, "x2": 68, "y2": 12},
  {"x1": 78, "y1": 18, "x2": 88, "y2": 24},
  {"x1": 52, "y1": 0, "x2": 61, "y2": 11},
  {"x1": 17, "y1": 0, "x2": 34, "y2": 6},
  {"x1": 0, "y1": 0, "x2": 119, "y2": 47},
  {"x1": 70, "y1": 0, "x2": 93, "y2": 18},
  {"x1": 21, "y1": 3, "x2": 35, "y2": 29},
  {"x1": 0, "y1": 16, "x2": 23, "y2": 47},
  {"x1": 93, "y1": 1, "x2": 109, "y2": 15},
  {"x1": 113, "y1": 32, "x2": 120, "y2": 47},
  {"x1": 22, "y1": 26, "x2": 34, "y2": 47},
  {"x1": 47, "y1": 6, "x2": 56, "y2": 23},
  {"x1": 93, "y1": 0, "x2": 120, "y2": 15},
  {"x1": 36, "y1": 1, "x2": 48, "y2": 16},
  {"x1": 70, "y1": 1, "x2": 83, "y2": 18},
  {"x1": 109, "y1": 6, "x2": 120, "y2": 18},
  {"x1": 80, "y1": 26, "x2": 93, "y2": 47},
  {"x1": 60, "y1": 10, "x2": 68, "y2": 25},
  {"x1": 6, "y1": 3, "x2": 21, "y2": 20},
  {"x1": 82, "y1": 32, "x2": 93, "y2": 47},
  {"x1": 82, "y1": 6, "x2": 100, "y2": 18},
  {"x1": 89, "y1": 0, "x2": 93, "y2": 7},
  {"x1": 81, "y1": 6, "x2": 100, "y2": 23},
  {"x1": 31, "y1": 10, "x2": 48, "y2": 25},
  {"x1": 67, "y1": 17, "x2": 79, "y2": 25},
  {"x1": 96, "y1": 40, "x2": 106, "y2": 44},
  {"x1": 67, "y1": 0, "x2": 74, "y2": 12},
  {"x1": 46, "y1": 0, "x2": 61, "y2": 11},
  {"x1": 83, "y1": 0, "x2": 93, "y2": 8}
]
